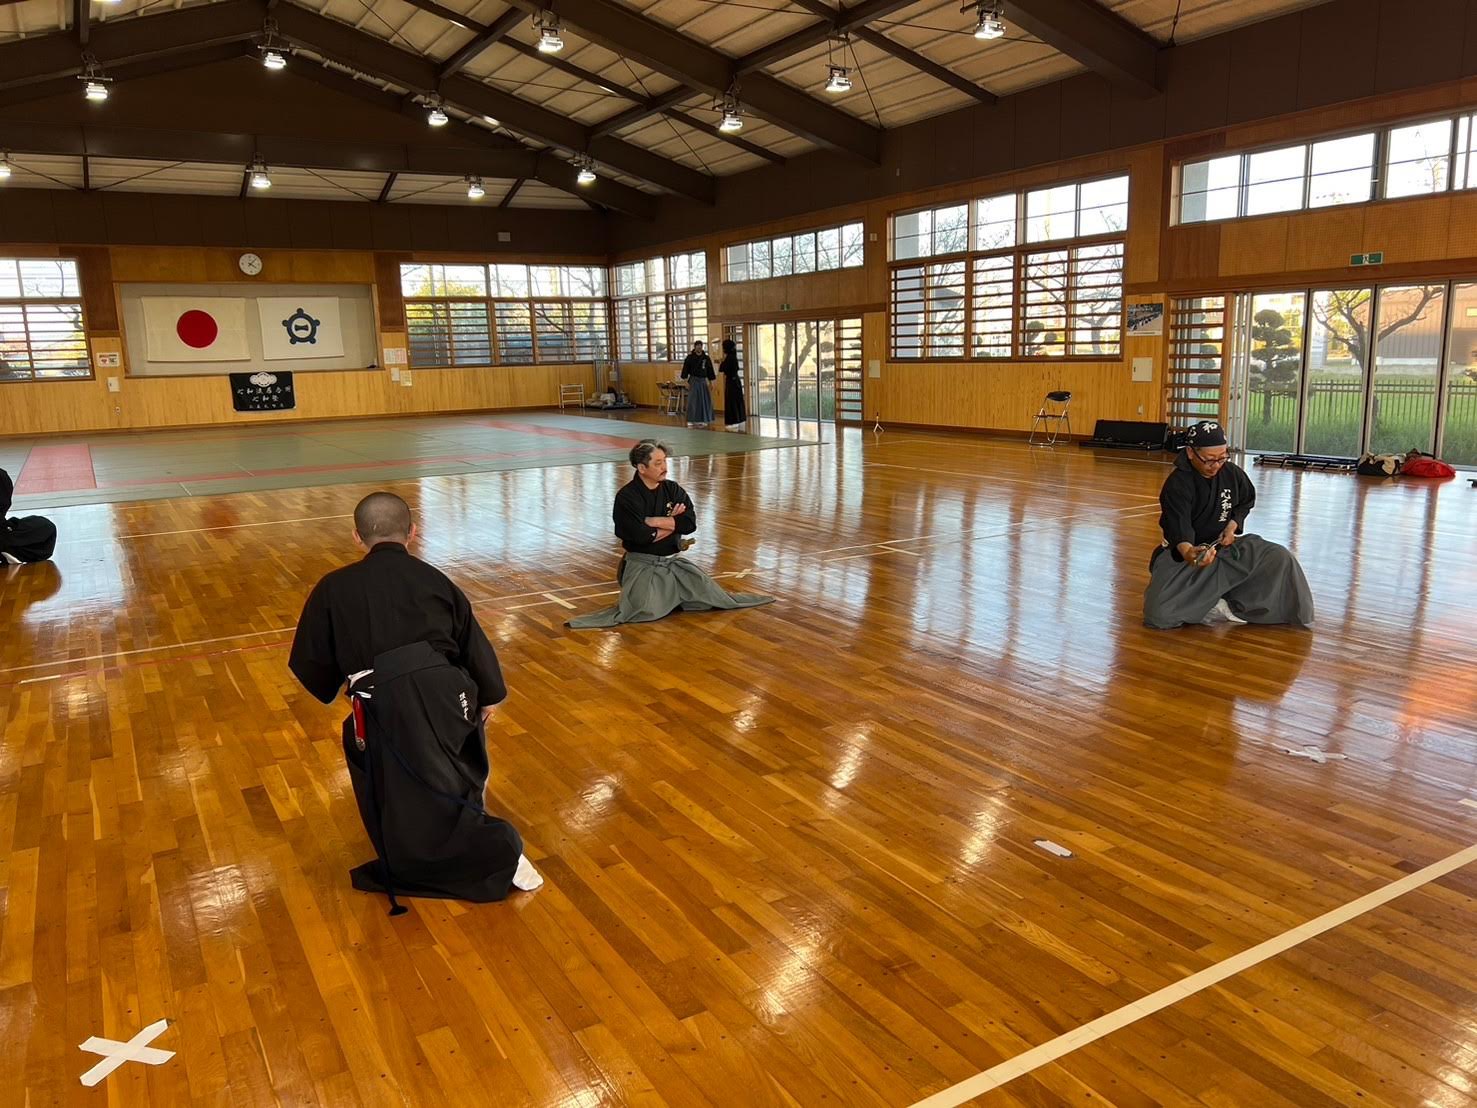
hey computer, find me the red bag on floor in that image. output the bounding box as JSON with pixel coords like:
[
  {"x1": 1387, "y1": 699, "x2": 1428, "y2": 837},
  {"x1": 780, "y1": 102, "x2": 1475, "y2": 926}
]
[{"x1": 1400, "y1": 451, "x2": 1456, "y2": 478}]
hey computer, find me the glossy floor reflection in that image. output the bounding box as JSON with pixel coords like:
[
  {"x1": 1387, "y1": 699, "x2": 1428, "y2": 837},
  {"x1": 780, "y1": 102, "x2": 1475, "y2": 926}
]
[{"x1": 2, "y1": 421, "x2": 1475, "y2": 1106}]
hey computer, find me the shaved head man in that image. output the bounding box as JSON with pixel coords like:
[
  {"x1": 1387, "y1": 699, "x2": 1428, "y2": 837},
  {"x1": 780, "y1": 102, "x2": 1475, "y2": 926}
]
[{"x1": 289, "y1": 491, "x2": 542, "y2": 911}]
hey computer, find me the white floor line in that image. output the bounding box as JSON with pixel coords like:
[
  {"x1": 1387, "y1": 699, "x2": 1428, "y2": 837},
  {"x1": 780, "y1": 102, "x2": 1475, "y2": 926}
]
[
  {"x1": 0, "y1": 628, "x2": 296, "y2": 676},
  {"x1": 909, "y1": 840, "x2": 1477, "y2": 1107}
]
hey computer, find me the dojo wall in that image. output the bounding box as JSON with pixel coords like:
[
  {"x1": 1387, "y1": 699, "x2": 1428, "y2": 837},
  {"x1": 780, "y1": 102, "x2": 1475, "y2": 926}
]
[
  {"x1": 1, "y1": 244, "x2": 601, "y2": 436},
  {"x1": 611, "y1": 74, "x2": 1477, "y2": 437}
]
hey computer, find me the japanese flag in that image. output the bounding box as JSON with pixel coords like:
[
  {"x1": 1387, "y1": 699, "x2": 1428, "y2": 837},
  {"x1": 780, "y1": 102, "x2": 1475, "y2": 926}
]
[{"x1": 142, "y1": 298, "x2": 250, "y2": 362}]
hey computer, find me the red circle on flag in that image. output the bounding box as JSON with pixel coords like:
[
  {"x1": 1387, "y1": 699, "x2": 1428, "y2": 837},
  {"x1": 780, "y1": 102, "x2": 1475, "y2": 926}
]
[{"x1": 176, "y1": 310, "x2": 218, "y2": 349}]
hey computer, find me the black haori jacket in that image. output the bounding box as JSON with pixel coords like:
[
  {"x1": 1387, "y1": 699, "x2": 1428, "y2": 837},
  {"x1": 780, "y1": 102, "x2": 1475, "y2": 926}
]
[{"x1": 1157, "y1": 450, "x2": 1256, "y2": 561}]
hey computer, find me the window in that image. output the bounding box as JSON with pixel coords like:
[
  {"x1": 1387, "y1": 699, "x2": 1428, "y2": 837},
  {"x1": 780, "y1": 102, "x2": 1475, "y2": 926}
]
[
  {"x1": 1177, "y1": 106, "x2": 1477, "y2": 224},
  {"x1": 399, "y1": 263, "x2": 608, "y2": 367},
  {"x1": 613, "y1": 250, "x2": 708, "y2": 361},
  {"x1": 1385, "y1": 119, "x2": 1452, "y2": 198},
  {"x1": 0, "y1": 258, "x2": 90, "y2": 382},
  {"x1": 724, "y1": 222, "x2": 865, "y2": 282},
  {"x1": 889, "y1": 175, "x2": 1128, "y2": 360}
]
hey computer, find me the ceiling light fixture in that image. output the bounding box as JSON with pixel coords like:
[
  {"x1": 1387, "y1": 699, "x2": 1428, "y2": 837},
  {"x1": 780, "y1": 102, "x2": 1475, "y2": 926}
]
[
  {"x1": 466, "y1": 175, "x2": 485, "y2": 199},
  {"x1": 718, "y1": 88, "x2": 744, "y2": 133},
  {"x1": 574, "y1": 153, "x2": 596, "y2": 185},
  {"x1": 974, "y1": 2, "x2": 1006, "y2": 40},
  {"x1": 79, "y1": 54, "x2": 111, "y2": 102},
  {"x1": 0, "y1": 152, "x2": 11, "y2": 180},
  {"x1": 249, "y1": 155, "x2": 272, "y2": 190},
  {"x1": 426, "y1": 96, "x2": 449, "y2": 126},
  {"x1": 824, "y1": 64, "x2": 851, "y2": 94},
  {"x1": 258, "y1": 20, "x2": 287, "y2": 69},
  {"x1": 535, "y1": 10, "x2": 564, "y2": 54},
  {"x1": 483, "y1": 115, "x2": 500, "y2": 126}
]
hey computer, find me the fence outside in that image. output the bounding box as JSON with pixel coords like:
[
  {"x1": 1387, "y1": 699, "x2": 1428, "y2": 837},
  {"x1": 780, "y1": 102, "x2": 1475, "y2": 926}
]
[{"x1": 1242, "y1": 378, "x2": 1477, "y2": 464}]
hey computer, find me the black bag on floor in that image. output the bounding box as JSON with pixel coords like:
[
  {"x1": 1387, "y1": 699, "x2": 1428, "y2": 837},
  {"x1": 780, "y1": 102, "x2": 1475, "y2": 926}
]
[{"x1": 2, "y1": 515, "x2": 58, "y2": 563}]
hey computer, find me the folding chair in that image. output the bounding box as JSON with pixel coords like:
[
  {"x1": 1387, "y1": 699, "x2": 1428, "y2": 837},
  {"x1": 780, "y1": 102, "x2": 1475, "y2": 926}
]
[{"x1": 1029, "y1": 390, "x2": 1073, "y2": 446}]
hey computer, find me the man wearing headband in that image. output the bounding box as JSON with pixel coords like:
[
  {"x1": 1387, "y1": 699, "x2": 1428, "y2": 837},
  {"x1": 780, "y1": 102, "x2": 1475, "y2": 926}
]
[
  {"x1": 1144, "y1": 421, "x2": 1314, "y2": 629},
  {"x1": 567, "y1": 439, "x2": 773, "y2": 628}
]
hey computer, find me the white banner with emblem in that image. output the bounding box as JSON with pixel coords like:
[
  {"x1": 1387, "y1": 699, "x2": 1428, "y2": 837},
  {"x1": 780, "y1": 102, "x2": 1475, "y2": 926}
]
[{"x1": 256, "y1": 297, "x2": 345, "y2": 361}]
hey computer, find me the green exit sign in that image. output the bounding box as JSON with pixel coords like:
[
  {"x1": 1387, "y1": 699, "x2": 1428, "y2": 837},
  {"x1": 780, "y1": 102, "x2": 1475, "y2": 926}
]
[{"x1": 1350, "y1": 251, "x2": 1385, "y2": 266}]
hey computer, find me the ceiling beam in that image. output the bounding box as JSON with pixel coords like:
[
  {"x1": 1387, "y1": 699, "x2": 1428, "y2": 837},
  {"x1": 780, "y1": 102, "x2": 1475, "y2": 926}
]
[
  {"x1": 436, "y1": 6, "x2": 523, "y2": 81},
  {"x1": 849, "y1": 26, "x2": 995, "y2": 104},
  {"x1": 780, "y1": 0, "x2": 996, "y2": 106},
  {"x1": 73, "y1": 0, "x2": 89, "y2": 46},
  {"x1": 734, "y1": 0, "x2": 918, "y2": 74},
  {"x1": 1005, "y1": 0, "x2": 1159, "y2": 96},
  {"x1": 271, "y1": 3, "x2": 714, "y2": 202},
  {"x1": 591, "y1": 87, "x2": 690, "y2": 138},
  {"x1": 0, "y1": 0, "x2": 267, "y2": 90},
  {"x1": 0, "y1": 42, "x2": 251, "y2": 108},
  {"x1": 497, "y1": 178, "x2": 523, "y2": 208},
  {"x1": 495, "y1": 41, "x2": 785, "y2": 165},
  {"x1": 395, "y1": 0, "x2": 483, "y2": 33},
  {"x1": 288, "y1": 59, "x2": 656, "y2": 215},
  {"x1": 497, "y1": 0, "x2": 881, "y2": 162},
  {"x1": 376, "y1": 171, "x2": 397, "y2": 202},
  {"x1": 0, "y1": 119, "x2": 543, "y2": 178},
  {"x1": 530, "y1": 153, "x2": 654, "y2": 217}
]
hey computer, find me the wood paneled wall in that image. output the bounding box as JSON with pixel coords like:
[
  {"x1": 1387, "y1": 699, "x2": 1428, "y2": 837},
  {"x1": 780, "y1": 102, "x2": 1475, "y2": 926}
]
[
  {"x1": 3, "y1": 363, "x2": 598, "y2": 437},
  {"x1": 1, "y1": 243, "x2": 603, "y2": 437}
]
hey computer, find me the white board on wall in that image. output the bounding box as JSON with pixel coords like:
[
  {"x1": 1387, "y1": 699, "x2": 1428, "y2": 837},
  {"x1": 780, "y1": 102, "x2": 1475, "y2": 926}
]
[{"x1": 257, "y1": 297, "x2": 346, "y2": 360}]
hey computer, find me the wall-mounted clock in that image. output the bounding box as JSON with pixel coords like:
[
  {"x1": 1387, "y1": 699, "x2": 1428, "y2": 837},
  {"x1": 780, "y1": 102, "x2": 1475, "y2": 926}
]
[{"x1": 238, "y1": 252, "x2": 264, "y2": 276}]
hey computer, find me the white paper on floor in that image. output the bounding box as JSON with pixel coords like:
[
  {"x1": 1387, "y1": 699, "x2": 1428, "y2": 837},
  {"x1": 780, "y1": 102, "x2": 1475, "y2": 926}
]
[
  {"x1": 1033, "y1": 839, "x2": 1074, "y2": 858},
  {"x1": 1278, "y1": 745, "x2": 1348, "y2": 764}
]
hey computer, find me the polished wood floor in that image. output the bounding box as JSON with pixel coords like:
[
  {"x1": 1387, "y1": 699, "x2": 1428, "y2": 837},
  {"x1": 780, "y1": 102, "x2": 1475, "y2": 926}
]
[{"x1": 2, "y1": 414, "x2": 1476, "y2": 1106}]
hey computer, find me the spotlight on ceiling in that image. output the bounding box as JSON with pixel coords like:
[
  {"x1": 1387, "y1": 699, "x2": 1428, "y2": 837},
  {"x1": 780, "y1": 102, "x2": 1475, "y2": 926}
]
[
  {"x1": 258, "y1": 20, "x2": 287, "y2": 69},
  {"x1": 719, "y1": 90, "x2": 744, "y2": 133},
  {"x1": 249, "y1": 155, "x2": 272, "y2": 190},
  {"x1": 426, "y1": 97, "x2": 449, "y2": 126},
  {"x1": 536, "y1": 10, "x2": 564, "y2": 53},
  {"x1": 79, "y1": 55, "x2": 111, "y2": 102},
  {"x1": 974, "y1": 2, "x2": 1006, "y2": 40},
  {"x1": 0, "y1": 152, "x2": 11, "y2": 180},
  {"x1": 483, "y1": 115, "x2": 500, "y2": 126},
  {"x1": 574, "y1": 153, "x2": 596, "y2": 185},
  {"x1": 824, "y1": 65, "x2": 851, "y2": 94},
  {"x1": 466, "y1": 176, "x2": 485, "y2": 200}
]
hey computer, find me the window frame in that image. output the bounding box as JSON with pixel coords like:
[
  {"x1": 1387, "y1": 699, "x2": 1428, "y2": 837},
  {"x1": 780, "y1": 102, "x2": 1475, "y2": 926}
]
[
  {"x1": 0, "y1": 256, "x2": 93, "y2": 384},
  {"x1": 399, "y1": 262, "x2": 610, "y2": 369},
  {"x1": 612, "y1": 250, "x2": 709, "y2": 362},
  {"x1": 1173, "y1": 106, "x2": 1477, "y2": 227},
  {"x1": 722, "y1": 222, "x2": 866, "y2": 283},
  {"x1": 887, "y1": 174, "x2": 1128, "y2": 362}
]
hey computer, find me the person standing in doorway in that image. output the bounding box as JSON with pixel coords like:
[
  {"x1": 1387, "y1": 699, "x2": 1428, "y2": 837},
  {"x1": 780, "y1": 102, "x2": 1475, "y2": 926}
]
[{"x1": 719, "y1": 338, "x2": 747, "y2": 430}]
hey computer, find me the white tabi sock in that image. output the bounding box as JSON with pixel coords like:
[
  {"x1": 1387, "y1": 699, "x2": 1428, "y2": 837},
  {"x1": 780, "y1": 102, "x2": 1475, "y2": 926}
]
[{"x1": 512, "y1": 854, "x2": 544, "y2": 892}]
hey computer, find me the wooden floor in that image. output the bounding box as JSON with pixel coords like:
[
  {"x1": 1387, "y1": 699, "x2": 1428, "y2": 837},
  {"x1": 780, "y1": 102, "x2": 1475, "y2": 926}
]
[{"x1": 2, "y1": 414, "x2": 1476, "y2": 1107}]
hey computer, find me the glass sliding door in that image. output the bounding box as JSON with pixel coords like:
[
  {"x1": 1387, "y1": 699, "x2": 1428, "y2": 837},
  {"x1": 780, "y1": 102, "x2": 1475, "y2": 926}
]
[
  {"x1": 1441, "y1": 283, "x2": 1477, "y2": 466},
  {"x1": 1243, "y1": 291, "x2": 1306, "y2": 454},
  {"x1": 1368, "y1": 284, "x2": 1445, "y2": 455},
  {"x1": 1304, "y1": 289, "x2": 1371, "y2": 456},
  {"x1": 752, "y1": 323, "x2": 778, "y2": 419}
]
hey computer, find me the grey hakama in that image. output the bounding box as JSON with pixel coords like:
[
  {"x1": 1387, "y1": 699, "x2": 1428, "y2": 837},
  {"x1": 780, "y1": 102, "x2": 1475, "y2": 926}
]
[
  {"x1": 566, "y1": 551, "x2": 773, "y2": 628},
  {"x1": 1143, "y1": 535, "x2": 1314, "y2": 629}
]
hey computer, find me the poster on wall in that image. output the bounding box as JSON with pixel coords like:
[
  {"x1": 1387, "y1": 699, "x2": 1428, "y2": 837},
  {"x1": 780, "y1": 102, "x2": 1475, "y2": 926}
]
[
  {"x1": 230, "y1": 370, "x2": 295, "y2": 412},
  {"x1": 257, "y1": 297, "x2": 345, "y2": 360},
  {"x1": 143, "y1": 297, "x2": 251, "y2": 361},
  {"x1": 1126, "y1": 303, "x2": 1165, "y2": 336}
]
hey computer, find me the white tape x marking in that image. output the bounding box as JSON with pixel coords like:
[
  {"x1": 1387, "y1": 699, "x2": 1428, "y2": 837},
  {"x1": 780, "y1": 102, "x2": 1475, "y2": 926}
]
[{"x1": 79, "y1": 1019, "x2": 174, "y2": 1087}]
